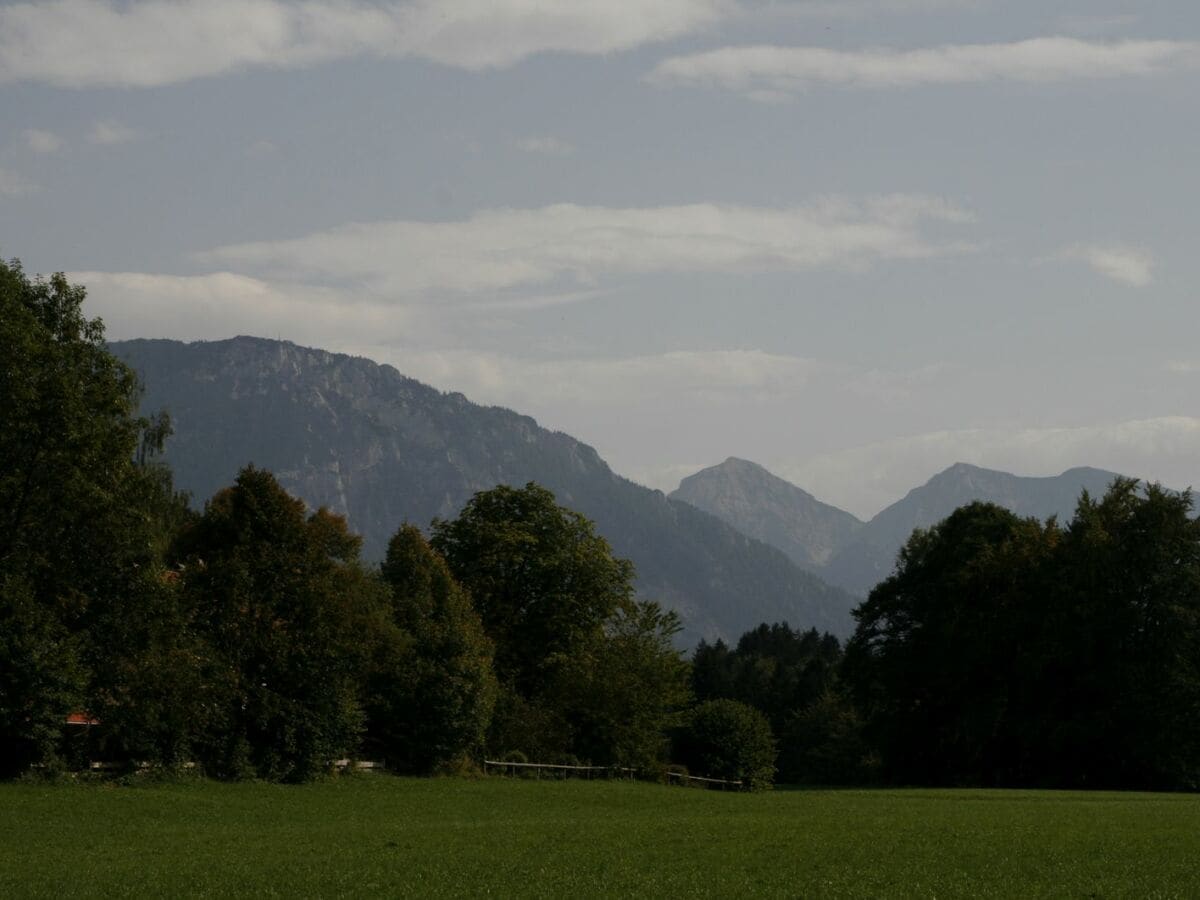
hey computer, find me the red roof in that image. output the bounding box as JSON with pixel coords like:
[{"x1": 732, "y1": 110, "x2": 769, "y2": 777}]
[{"x1": 65, "y1": 711, "x2": 99, "y2": 726}]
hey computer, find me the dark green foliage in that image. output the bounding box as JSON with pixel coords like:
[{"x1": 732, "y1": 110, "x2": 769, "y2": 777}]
[
  {"x1": 432, "y1": 483, "x2": 688, "y2": 769},
  {"x1": 0, "y1": 260, "x2": 183, "y2": 774},
  {"x1": 691, "y1": 622, "x2": 846, "y2": 782},
  {"x1": 844, "y1": 502, "x2": 1056, "y2": 785},
  {"x1": 0, "y1": 574, "x2": 86, "y2": 776},
  {"x1": 373, "y1": 525, "x2": 497, "y2": 773},
  {"x1": 550, "y1": 600, "x2": 692, "y2": 769},
  {"x1": 845, "y1": 484, "x2": 1200, "y2": 790},
  {"x1": 431, "y1": 483, "x2": 635, "y2": 693},
  {"x1": 1047, "y1": 481, "x2": 1200, "y2": 789},
  {"x1": 778, "y1": 689, "x2": 875, "y2": 785},
  {"x1": 676, "y1": 699, "x2": 777, "y2": 790},
  {"x1": 176, "y1": 468, "x2": 370, "y2": 781}
]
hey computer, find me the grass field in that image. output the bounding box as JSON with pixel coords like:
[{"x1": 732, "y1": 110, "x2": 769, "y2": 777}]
[{"x1": 2, "y1": 777, "x2": 1198, "y2": 898}]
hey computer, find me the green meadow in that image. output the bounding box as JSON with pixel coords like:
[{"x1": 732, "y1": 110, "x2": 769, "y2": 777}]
[{"x1": 2, "y1": 777, "x2": 1197, "y2": 898}]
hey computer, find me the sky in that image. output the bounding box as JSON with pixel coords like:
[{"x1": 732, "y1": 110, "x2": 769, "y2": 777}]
[{"x1": 2, "y1": 0, "x2": 1198, "y2": 518}]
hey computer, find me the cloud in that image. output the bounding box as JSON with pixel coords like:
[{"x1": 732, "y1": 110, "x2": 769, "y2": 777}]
[
  {"x1": 749, "y1": 0, "x2": 981, "y2": 19},
  {"x1": 1165, "y1": 361, "x2": 1200, "y2": 375},
  {"x1": 392, "y1": 347, "x2": 830, "y2": 409},
  {"x1": 0, "y1": 166, "x2": 37, "y2": 196},
  {"x1": 204, "y1": 196, "x2": 975, "y2": 298},
  {"x1": 1062, "y1": 243, "x2": 1155, "y2": 287},
  {"x1": 0, "y1": 0, "x2": 731, "y2": 89},
  {"x1": 73, "y1": 270, "x2": 410, "y2": 346},
  {"x1": 649, "y1": 38, "x2": 1200, "y2": 96},
  {"x1": 512, "y1": 136, "x2": 576, "y2": 156},
  {"x1": 87, "y1": 120, "x2": 139, "y2": 145},
  {"x1": 22, "y1": 128, "x2": 64, "y2": 154},
  {"x1": 776, "y1": 417, "x2": 1200, "y2": 518}
]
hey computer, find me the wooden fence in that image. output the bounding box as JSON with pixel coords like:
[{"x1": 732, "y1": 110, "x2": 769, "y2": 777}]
[
  {"x1": 482, "y1": 759, "x2": 637, "y2": 780},
  {"x1": 483, "y1": 759, "x2": 743, "y2": 789}
]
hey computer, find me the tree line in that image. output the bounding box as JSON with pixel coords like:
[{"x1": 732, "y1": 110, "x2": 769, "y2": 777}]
[
  {"x1": 1, "y1": 260, "x2": 770, "y2": 785},
  {"x1": 5, "y1": 260, "x2": 1199, "y2": 791}
]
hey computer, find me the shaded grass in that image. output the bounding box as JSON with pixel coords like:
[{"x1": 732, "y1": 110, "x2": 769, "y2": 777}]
[{"x1": 1, "y1": 777, "x2": 1198, "y2": 897}]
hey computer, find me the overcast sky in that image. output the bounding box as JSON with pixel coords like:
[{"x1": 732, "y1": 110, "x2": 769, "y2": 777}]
[{"x1": 3, "y1": 0, "x2": 1198, "y2": 517}]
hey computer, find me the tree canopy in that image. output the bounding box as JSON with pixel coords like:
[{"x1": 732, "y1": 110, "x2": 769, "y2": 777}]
[
  {"x1": 844, "y1": 484, "x2": 1200, "y2": 790},
  {"x1": 431, "y1": 483, "x2": 636, "y2": 693}
]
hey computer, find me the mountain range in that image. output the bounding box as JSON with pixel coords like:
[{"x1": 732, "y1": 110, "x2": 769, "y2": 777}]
[
  {"x1": 671, "y1": 458, "x2": 1146, "y2": 597},
  {"x1": 114, "y1": 335, "x2": 1177, "y2": 644},
  {"x1": 113, "y1": 337, "x2": 857, "y2": 645}
]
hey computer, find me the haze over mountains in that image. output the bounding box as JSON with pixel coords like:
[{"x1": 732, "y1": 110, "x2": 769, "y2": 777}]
[
  {"x1": 113, "y1": 337, "x2": 856, "y2": 645},
  {"x1": 672, "y1": 458, "x2": 1150, "y2": 597}
]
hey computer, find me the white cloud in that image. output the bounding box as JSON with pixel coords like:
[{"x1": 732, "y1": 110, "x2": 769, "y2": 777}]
[
  {"x1": 1165, "y1": 361, "x2": 1200, "y2": 375},
  {"x1": 512, "y1": 136, "x2": 576, "y2": 156},
  {"x1": 391, "y1": 347, "x2": 830, "y2": 409},
  {"x1": 649, "y1": 38, "x2": 1200, "y2": 96},
  {"x1": 73, "y1": 270, "x2": 410, "y2": 346},
  {"x1": 87, "y1": 120, "x2": 139, "y2": 145},
  {"x1": 776, "y1": 417, "x2": 1200, "y2": 518},
  {"x1": 0, "y1": 0, "x2": 731, "y2": 88},
  {"x1": 1062, "y1": 243, "x2": 1155, "y2": 287},
  {"x1": 22, "y1": 128, "x2": 64, "y2": 154},
  {"x1": 0, "y1": 166, "x2": 37, "y2": 196},
  {"x1": 204, "y1": 196, "x2": 975, "y2": 298}
]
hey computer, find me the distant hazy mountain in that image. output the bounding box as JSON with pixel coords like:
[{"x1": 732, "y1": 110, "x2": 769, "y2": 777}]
[
  {"x1": 820, "y1": 462, "x2": 1124, "y2": 596},
  {"x1": 113, "y1": 337, "x2": 857, "y2": 644},
  {"x1": 671, "y1": 457, "x2": 864, "y2": 570},
  {"x1": 671, "y1": 459, "x2": 1138, "y2": 599}
]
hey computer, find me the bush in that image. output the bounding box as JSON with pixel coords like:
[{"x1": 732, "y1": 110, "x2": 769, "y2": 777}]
[{"x1": 676, "y1": 699, "x2": 776, "y2": 790}]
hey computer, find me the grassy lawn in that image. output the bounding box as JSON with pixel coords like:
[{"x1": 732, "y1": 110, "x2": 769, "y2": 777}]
[{"x1": 1, "y1": 776, "x2": 1197, "y2": 898}]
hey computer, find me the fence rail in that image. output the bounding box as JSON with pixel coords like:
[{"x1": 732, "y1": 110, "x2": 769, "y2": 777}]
[
  {"x1": 666, "y1": 771, "x2": 743, "y2": 790},
  {"x1": 484, "y1": 759, "x2": 744, "y2": 789},
  {"x1": 482, "y1": 759, "x2": 637, "y2": 779}
]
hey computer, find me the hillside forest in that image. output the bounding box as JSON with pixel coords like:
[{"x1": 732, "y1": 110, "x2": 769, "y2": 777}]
[{"x1": 4, "y1": 261, "x2": 1200, "y2": 791}]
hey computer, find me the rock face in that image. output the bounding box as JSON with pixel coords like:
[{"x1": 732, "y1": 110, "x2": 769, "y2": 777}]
[
  {"x1": 113, "y1": 336, "x2": 858, "y2": 645},
  {"x1": 672, "y1": 457, "x2": 865, "y2": 570}
]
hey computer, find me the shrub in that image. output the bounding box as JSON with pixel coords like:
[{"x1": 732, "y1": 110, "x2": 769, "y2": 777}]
[{"x1": 676, "y1": 699, "x2": 776, "y2": 790}]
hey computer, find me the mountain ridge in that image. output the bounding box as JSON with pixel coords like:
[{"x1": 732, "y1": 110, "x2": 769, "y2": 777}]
[
  {"x1": 671, "y1": 456, "x2": 1166, "y2": 598},
  {"x1": 112, "y1": 336, "x2": 858, "y2": 645},
  {"x1": 671, "y1": 457, "x2": 864, "y2": 570}
]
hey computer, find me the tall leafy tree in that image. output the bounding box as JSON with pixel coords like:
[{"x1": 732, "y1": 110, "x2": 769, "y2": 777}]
[
  {"x1": 374, "y1": 525, "x2": 497, "y2": 773},
  {"x1": 0, "y1": 259, "x2": 180, "y2": 774},
  {"x1": 551, "y1": 600, "x2": 692, "y2": 769},
  {"x1": 176, "y1": 468, "x2": 370, "y2": 781},
  {"x1": 844, "y1": 502, "x2": 1058, "y2": 785},
  {"x1": 431, "y1": 483, "x2": 635, "y2": 694},
  {"x1": 1046, "y1": 480, "x2": 1200, "y2": 788}
]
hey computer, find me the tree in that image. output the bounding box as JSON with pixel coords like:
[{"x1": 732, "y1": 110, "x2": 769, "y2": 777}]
[
  {"x1": 1045, "y1": 480, "x2": 1200, "y2": 789},
  {"x1": 843, "y1": 502, "x2": 1056, "y2": 785},
  {"x1": 551, "y1": 600, "x2": 692, "y2": 769},
  {"x1": 430, "y1": 483, "x2": 635, "y2": 695},
  {"x1": 373, "y1": 524, "x2": 497, "y2": 773},
  {"x1": 0, "y1": 259, "x2": 179, "y2": 774},
  {"x1": 675, "y1": 699, "x2": 776, "y2": 790},
  {"x1": 176, "y1": 468, "x2": 370, "y2": 781},
  {"x1": 844, "y1": 483, "x2": 1200, "y2": 790}
]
